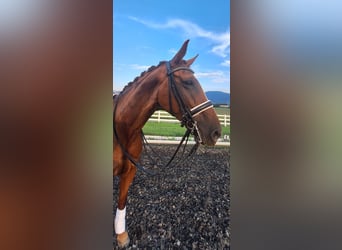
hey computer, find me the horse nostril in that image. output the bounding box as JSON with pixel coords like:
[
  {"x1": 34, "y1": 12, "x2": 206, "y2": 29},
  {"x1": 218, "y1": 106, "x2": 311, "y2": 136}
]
[{"x1": 211, "y1": 129, "x2": 221, "y2": 141}]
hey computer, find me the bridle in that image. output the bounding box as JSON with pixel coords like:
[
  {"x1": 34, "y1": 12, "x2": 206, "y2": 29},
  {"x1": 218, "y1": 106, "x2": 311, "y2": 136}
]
[
  {"x1": 113, "y1": 61, "x2": 214, "y2": 174},
  {"x1": 165, "y1": 61, "x2": 213, "y2": 144}
]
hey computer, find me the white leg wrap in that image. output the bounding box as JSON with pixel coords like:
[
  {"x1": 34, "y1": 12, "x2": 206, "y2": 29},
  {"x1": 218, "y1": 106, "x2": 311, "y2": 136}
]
[{"x1": 115, "y1": 207, "x2": 126, "y2": 234}]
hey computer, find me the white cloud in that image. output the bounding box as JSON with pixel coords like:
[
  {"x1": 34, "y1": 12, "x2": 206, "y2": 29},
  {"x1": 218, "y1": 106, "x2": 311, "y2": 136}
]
[
  {"x1": 129, "y1": 64, "x2": 150, "y2": 71},
  {"x1": 168, "y1": 48, "x2": 178, "y2": 55},
  {"x1": 195, "y1": 71, "x2": 223, "y2": 78},
  {"x1": 195, "y1": 70, "x2": 229, "y2": 84},
  {"x1": 211, "y1": 33, "x2": 230, "y2": 57},
  {"x1": 129, "y1": 16, "x2": 230, "y2": 58},
  {"x1": 221, "y1": 60, "x2": 230, "y2": 67}
]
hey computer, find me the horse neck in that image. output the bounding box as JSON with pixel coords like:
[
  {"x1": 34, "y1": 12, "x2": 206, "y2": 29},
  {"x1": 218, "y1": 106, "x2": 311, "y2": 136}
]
[{"x1": 116, "y1": 70, "x2": 163, "y2": 132}]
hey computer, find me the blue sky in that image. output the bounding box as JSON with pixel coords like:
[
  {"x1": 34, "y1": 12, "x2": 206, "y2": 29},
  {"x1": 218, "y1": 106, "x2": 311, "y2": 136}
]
[{"x1": 113, "y1": 0, "x2": 230, "y2": 93}]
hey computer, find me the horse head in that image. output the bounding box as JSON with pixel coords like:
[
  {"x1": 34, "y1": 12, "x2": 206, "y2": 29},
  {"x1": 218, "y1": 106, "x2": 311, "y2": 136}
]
[{"x1": 157, "y1": 40, "x2": 221, "y2": 145}]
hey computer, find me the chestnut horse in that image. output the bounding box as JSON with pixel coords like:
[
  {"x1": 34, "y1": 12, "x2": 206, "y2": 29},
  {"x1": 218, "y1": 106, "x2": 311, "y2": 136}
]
[{"x1": 113, "y1": 40, "x2": 221, "y2": 247}]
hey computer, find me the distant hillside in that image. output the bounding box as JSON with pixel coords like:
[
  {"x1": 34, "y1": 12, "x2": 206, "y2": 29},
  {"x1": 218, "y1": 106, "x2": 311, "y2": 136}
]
[{"x1": 205, "y1": 91, "x2": 230, "y2": 105}]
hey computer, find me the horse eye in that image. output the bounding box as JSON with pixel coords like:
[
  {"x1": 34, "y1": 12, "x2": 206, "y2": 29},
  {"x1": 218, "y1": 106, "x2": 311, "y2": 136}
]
[{"x1": 183, "y1": 80, "x2": 193, "y2": 85}]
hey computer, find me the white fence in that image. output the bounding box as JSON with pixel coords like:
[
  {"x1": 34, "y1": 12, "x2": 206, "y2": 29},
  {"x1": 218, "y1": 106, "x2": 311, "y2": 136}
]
[{"x1": 148, "y1": 110, "x2": 230, "y2": 127}]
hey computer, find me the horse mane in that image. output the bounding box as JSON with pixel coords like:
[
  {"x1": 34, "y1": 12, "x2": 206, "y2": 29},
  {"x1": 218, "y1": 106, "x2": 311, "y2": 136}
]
[{"x1": 121, "y1": 61, "x2": 166, "y2": 94}]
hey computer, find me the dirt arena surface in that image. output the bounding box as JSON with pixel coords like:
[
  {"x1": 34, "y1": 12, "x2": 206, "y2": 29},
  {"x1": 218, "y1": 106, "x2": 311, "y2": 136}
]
[{"x1": 113, "y1": 144, "x2": 230, "y2": 249}]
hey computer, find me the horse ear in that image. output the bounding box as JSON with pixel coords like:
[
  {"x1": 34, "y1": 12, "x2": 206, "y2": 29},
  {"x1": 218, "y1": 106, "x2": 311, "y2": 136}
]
[
  {"x1": 185, "y1": 54, "x2": 198, "y2": 67},
  {"x1": 170, "y1": 40, "x2": 190, "y2": 65}
]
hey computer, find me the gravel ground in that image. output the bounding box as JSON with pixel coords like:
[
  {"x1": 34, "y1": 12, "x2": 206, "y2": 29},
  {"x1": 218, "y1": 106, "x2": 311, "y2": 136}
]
[{"x1": 113, "y1": 144, "x2": 230, "y2": 249}]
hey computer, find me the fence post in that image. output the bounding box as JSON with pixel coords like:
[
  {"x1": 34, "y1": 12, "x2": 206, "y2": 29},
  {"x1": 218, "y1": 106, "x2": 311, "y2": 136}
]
[{"x1": 224, "y1": 115, "x2": 227, "y2": 127}]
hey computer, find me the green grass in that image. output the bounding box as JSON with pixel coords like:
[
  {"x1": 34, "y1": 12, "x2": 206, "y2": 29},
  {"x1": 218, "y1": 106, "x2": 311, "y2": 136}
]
[
  {"x1": 142, "y1": 107, "x2": 230, "y2": 137},
  {"x1": 214, "y1": 106, "x2": 230, "y2": 115},
  {"x1": 143, "y1": 121, "x2": 230, "y2": 136},
  {"x1": 143, "y1": 122, "x2": 187, "y2": 136}
]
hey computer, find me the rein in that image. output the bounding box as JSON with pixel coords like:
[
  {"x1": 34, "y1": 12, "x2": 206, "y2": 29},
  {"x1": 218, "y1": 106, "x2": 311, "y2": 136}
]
[{"x1": 113, "y1": 61, "x2": 214, "y2": 174}]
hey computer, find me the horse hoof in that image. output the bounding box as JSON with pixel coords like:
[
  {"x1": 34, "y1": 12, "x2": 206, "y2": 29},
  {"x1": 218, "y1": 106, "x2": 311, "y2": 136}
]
[{"x1": 117, "y1": 231, "x2": 129, "y2": 248}]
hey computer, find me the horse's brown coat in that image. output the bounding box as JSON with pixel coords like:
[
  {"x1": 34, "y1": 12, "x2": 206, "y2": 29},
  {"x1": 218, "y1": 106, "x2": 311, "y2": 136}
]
[{"x1": 113, "y1": 40, "x2": 221, "y2": 247}]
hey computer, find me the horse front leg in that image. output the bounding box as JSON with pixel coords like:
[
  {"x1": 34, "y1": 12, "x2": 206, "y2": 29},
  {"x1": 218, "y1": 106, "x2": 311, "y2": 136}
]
[{"x1": 115, "y1": 163, "x2": 136, "y2": 248}]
